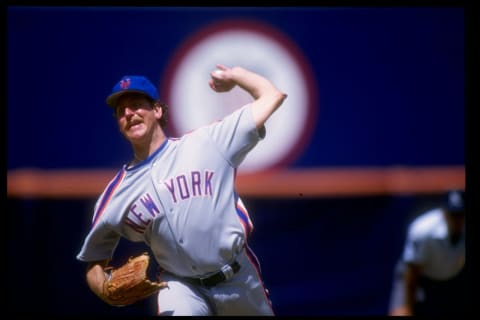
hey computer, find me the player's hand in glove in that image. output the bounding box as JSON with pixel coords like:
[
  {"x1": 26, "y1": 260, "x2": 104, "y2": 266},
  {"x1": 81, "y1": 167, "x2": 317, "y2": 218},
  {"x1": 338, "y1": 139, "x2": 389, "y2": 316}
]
[{"x1": 101, "y1": 252, "x2": 168, "y2": 306}]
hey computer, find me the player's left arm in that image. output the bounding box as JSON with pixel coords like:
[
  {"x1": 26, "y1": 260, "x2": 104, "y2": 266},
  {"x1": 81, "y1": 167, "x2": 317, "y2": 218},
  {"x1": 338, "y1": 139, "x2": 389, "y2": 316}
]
[
  {"x1": 86, "y1": 259, "x2": 111, "y2": 303},
  {"x1": 209, "y1": 64, "x2": 287, "y2": 129}
]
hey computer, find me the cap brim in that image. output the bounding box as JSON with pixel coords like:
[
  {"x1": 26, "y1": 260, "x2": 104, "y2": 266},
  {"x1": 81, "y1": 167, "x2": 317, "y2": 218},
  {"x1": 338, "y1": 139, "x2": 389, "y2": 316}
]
[{"x1": 105, "y1": 90, "x2": 154, "y2": 107}]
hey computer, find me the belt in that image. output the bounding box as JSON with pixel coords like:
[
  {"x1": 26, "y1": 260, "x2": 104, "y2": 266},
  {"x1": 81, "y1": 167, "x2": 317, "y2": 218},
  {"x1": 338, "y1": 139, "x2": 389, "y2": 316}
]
[{"x1": 183, "y1": 261, "x2": 241, "y2": 287}]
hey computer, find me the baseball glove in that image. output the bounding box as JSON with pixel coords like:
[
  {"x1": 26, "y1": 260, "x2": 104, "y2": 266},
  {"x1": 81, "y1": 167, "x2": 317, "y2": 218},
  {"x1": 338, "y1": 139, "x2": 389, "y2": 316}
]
[{"x1": 103, "y1": 252, "x2": 167, "y2": 306}]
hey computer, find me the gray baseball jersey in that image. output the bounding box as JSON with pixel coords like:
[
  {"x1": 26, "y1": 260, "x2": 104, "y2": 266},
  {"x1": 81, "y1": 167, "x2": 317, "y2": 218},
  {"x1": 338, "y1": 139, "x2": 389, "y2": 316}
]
[
  {"x1": 76, "y1": 103, "x2": 264, "y2": 278},
  {"x1": 402, "y1": 208, "x2": 465, "y2": 280},
  {"x1": 389, "y1": 208, "x2": 466, "y2": 315}
]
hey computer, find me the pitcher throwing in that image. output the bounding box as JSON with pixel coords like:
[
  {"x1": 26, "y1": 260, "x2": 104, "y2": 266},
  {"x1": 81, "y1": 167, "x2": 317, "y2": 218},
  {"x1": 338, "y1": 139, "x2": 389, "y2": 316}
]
[{"x1": 76, "y1": 64, "x2": 287, "y2": 315}]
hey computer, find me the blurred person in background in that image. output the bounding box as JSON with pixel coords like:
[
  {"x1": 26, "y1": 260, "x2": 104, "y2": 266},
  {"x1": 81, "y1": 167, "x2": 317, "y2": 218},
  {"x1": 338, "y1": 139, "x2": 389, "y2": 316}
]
[{"x1": 388, "y1": 189, "x2": 466, "y2": 316}]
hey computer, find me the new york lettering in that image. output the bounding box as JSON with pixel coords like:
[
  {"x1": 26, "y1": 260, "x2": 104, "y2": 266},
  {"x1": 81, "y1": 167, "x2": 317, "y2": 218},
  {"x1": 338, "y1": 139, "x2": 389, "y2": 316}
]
[
  {"x1": 164, "y1": 170, "x2": 214, "y2": 203},
  {"x1": 125, "y1": 192, "x2": 161, "y2": 233}
]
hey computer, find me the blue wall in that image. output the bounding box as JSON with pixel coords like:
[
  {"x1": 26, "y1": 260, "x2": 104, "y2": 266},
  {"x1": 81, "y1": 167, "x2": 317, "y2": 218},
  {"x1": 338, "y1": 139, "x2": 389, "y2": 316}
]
[{"x1": 8, "y1": 6, "x2": 464, "y2": 169}]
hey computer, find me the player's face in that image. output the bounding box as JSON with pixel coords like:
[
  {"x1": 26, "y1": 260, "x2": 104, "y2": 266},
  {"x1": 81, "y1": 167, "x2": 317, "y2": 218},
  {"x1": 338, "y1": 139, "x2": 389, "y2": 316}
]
[{"x1": 115, "y1": 94, "x2": 161, "y2": 142}]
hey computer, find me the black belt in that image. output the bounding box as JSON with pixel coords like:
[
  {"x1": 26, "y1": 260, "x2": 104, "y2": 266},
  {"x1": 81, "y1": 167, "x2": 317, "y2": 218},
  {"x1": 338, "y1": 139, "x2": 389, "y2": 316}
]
[{"x1": 183, "y1": 261, "x2": 241, "y2": 287}]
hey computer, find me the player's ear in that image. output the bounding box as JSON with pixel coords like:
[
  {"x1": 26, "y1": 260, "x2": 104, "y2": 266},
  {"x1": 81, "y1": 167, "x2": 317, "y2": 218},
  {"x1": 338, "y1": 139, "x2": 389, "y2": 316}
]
[{"x1": 153, "y1": 102, "x2": 163, "y2": 120}]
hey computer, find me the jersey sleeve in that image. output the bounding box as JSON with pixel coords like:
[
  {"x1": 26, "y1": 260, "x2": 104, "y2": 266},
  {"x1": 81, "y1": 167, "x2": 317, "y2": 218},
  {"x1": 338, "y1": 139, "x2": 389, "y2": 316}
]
[
  {"x1": 401, "y1": 224, "x2": 428, "y2": 266},
  {"x1": 206, "y1": 103, "x2": 265, "y2": 168},
  {"x1": 76, "y1": 218, "x2": 121, "y2": 262}
]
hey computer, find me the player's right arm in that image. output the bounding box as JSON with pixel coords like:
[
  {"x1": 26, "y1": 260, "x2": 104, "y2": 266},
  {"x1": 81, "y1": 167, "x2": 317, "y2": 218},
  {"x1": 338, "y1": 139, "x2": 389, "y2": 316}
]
[{"x1": 209, "y1": 64, "x2": 287, "y2": 129}]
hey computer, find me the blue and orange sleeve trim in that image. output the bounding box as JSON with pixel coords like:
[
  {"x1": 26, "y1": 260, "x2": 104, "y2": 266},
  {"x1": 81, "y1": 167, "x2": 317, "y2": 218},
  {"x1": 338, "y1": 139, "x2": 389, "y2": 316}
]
[
  {"x1": 234, "y1": 192, "x2": 254, "y2": 239},
  {"x1": 92, "y1": 168, "x2": 126, "y2": 227}
]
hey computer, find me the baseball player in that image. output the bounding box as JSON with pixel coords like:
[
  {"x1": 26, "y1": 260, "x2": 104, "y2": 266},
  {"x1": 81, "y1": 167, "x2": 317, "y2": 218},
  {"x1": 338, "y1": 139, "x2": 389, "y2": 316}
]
[
  {"x1": 76, "y1": 64, "x2": 287, "y2": 315},
  {"x1": 388, "y1": 189, "x2": 466, "y2": 316}
]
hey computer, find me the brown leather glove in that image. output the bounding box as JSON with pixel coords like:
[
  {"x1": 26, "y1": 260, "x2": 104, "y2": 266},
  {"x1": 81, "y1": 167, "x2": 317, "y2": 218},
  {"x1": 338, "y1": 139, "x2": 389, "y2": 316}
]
[{"x1": 102, "y1": 252, "x2": 168, "y2": 306}]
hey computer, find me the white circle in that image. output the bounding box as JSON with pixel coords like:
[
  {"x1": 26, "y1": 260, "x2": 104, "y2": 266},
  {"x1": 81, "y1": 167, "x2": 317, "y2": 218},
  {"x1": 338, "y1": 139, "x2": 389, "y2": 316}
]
[{"x1": 165, "y1": 22, "x2": 315, "y2": 174}]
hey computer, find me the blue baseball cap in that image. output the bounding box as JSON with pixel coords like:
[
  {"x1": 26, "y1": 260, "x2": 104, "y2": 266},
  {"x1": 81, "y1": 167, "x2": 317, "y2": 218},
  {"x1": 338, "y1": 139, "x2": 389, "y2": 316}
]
[
  {"x1": 106, "y1": 75, "x2": 159, "y2": 107},
  {"x1": 446, "y1": 189, "x2": 465, "y2": 214}
]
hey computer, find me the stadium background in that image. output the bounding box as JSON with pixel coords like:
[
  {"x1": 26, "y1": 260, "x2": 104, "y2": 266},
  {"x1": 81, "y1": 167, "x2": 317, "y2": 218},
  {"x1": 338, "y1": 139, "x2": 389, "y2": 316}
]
[{"x1": 7, "y1": 6, "x2": 465, "y2": 316}]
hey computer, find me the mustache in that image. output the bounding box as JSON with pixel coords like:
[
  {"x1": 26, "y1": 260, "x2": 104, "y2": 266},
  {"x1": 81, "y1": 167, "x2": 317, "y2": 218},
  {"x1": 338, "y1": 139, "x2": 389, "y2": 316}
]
[{"x1": 125, "y1": 117, "x2": 143, "y2": 129}]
